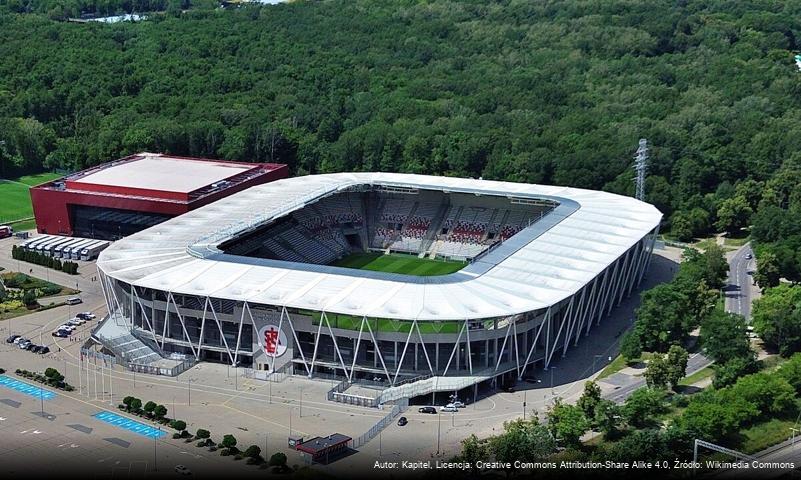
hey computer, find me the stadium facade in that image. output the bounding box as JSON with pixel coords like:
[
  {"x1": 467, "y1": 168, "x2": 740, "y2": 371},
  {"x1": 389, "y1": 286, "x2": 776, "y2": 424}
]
[
  {"x1": 31, "y1": 152, "x2": 288, "y2": 240},
  {"x1": 95, "y1": 173, "x2": 661, "y2": 393}
]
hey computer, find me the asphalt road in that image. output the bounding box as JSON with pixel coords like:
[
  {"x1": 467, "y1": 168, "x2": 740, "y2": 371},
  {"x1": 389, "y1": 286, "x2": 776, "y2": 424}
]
[
  {"x1": 603, "y1": 243, "x2": 754, "y2": 404},
  {"x1": 724, "y1": 243, "x2": 755, "y2": 320}
]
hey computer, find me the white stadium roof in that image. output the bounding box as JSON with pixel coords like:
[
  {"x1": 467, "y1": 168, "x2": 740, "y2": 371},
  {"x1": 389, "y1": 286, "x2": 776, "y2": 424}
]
[{"x1": 97, "y1": 173, "x2": 662, "y2": 321}]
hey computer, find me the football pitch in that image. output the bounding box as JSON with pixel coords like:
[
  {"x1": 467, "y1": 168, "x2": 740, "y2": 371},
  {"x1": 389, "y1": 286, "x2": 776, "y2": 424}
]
[
  {"x1": 331, "y1": 252, "x2": 465, "y2": 276},
  {"x1": 0, "y1": 173, "x2": 61, "y2": 224}
]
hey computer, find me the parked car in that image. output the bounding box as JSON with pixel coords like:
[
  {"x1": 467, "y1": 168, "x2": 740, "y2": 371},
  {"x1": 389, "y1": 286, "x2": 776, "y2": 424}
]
[
  {"x1": 76, "y1": 312, "x2": 95, "y2": 320},
  {"x1": 745, "y1": 253, "x2": 753, "y2": 259},
  {"x1": 174, "y1": 465, "x2": 192, "y2": 476},
  {"x1": 30, "y1": 345, "x2": 43, "y2": 354},
  {"x1": 52, "y1": 331, "x2": 68, "y2": 338},
  {"x1": 38, "y1": 346, "x2": 50, "y2": 354},
  {"x1": 418, "y1": 406, "x2": 437, "y2": 414},
  {"x1": 66, "y1": 297, "x2": 82, "y2": 305},
  {"x1": 18, "y1": 339, "x2": 31, "y2": 349},
  {"x1": 58, "y1": 325, "x2": 75, "y2": 332},
  {"x1": 397, "y1": 416, "x2": 408, "y2": 426},
  {"x1": 440, "y1": 405, "x2": 458, "y2": 412},
  {"x1": 68, "y1": 318, "x2": 84, "y2": 326},
  {"x1": 13, "y1": 336, "x2": 25, "y2": 345},
  {"x1": 6, "y1": 334, "x2": 20, "y2": 344},
  {"x1": 24, "y1": 342, "x2": 37, "y2": 351},
  {"x1": 451, "y1": 400, "x2": 466, "y2": 408}
]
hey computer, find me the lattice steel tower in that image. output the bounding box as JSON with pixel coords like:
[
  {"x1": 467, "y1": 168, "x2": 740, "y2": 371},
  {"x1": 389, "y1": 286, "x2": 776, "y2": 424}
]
[{"x1": 634, "y1": 138, "x2": 648, "y2": 201}]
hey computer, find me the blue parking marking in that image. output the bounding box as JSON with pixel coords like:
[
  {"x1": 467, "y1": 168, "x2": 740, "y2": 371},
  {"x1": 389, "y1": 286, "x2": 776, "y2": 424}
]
[
  {"x1": 93, "y1": 411, "x2": 166, "y2": 438},
  {"x1": 0, "y1": 375, "x2": 56, "y2": 399}
]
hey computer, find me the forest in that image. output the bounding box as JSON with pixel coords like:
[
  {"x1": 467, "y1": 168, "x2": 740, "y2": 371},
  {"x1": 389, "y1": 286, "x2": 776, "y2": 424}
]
[{"x1": 1, "y1": 0, "x2": 801, "y2": 241}]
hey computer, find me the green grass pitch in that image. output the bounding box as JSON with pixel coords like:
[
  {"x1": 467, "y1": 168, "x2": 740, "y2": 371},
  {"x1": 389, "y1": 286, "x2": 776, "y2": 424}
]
[
  {"x1": 331, "y1": 252, "x2": 465, "y2": 276},
  {"x1": 0, "y1": 173, "x2": 61, "y2": 224}
]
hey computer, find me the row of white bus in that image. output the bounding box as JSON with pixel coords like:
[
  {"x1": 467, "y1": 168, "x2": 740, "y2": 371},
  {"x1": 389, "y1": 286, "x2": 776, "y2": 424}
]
[{"x1": 19, "y1": 235, "x2": 110, "y2": 261}]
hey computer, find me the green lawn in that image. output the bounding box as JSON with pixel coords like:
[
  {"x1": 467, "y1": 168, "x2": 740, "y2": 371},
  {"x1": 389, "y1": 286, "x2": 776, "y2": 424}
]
[
  {"x1": 331, "y1": 252, "x2": 466, "y2": 276},
  {"x1": 678, "y1": 366, "x2": 714, "y2": 386},
  {"x1": 0, "y1": 173, "x2": 60, "y2": 224}
]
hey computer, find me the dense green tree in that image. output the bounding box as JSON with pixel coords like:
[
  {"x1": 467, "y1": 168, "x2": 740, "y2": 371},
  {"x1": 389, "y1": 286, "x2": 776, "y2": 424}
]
[
  {"x1": 577, "y1": 381, "x2": 602, "y2": 420},
  {"x1": 644, "y1": 354, "x2": 671, "y2": 389},
  {"x1": 547, "y1": 399, "x2": 590, "y2": 449},
  {"x1": 752, "y1": 284, "x2": 801, "y2": 356},
  {"x1": 619, "y1": 331, "x2": 642, "y2": 364},
  {"x1": 754, "y1": 251, "x2": 781, "y2": 289},
  {"x1": 712, "y1": 355, "x2": 759, "y2": 389},
  {"x1": 622, "y1": 388, "x2": 667, "y2": 429},
  {"x1": 593, "y1": 399, "x2": 621, "y2": 439},
  {"x1": 700, "y1": 310, "x2": 754, "y2": 364},
  {"x1": 665, "y1": 345, "x2": 689, "y2": 390}
]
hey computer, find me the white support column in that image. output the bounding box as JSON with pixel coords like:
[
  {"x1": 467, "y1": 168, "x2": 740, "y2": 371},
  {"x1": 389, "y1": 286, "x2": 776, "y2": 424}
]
[
  {"x1": 561, "y1": 295, "x2": 577, "y2": 357},
  {"x1": 232, "y1": 302, "x2": 247, "y2": 365},
  {"x1": 494, "y1": 321, "x2": 514, "y2": 372},
  {"x1": 625, "y1": 241, "x2": 648, "y2": 297},
  {"x1": 322, "y1": 312, "x2": 351, "y2": 381},
  {"x1": 587, "y1": 269, "x2": 608, "y2": 333},
  {"x1": 617, "y1": 246, "x2": 638, "y2": 305},
  {"x1": 160, "y1": 295, "x2": 169, "y2": 349},
  {"x1": 197, "y1": 298, "x2": 209, "y2": 355},
  {"x1": 465, "y1": 319, "x2": 473, "y2": 375},
  {"x1": 596, "y1": 260, "x2": 620, "y2": 323},
  {"x1": 393, "y1": 319, "x2": 417, "y2": 384},
  {"x1": 512, "y1": 319, "x2": 520, "y2": 376},
  {"x1": 349, "y1": 317, "x2": 366, "y2": 379},
  {"x1": 574, "y1": 279, "x2": 596, "y2": 346},
  {"x1": 519, "y1": 308, "x2": 549, "y2": 379},
  {"x1": 281, "y1": 307, "x2": 311, "y2": 377},
  {"x1": 609, "y1": 251, "x2": 630, "y2": 312},
  {"x1": 131, "y1": 287, "x2": 157, "y2": 340},
  {"x1": 443, "y1": 322, "x2": 466, "y2": 376},
  {"x1": 545, "y1": 305, "x2": 569, "y2": 368},
  {"x1": 97, "y1": 269, "x2": 112, "y2": 314},
  {"x1": 638, "y1": 226, "x2": 660, "y2": 284},
  {"x1": 364, "y1": 318, "x2": 392, "y2": 385},
  {"x1": 414, "y1": 321, "x2": 434, "y2": 375},
  {"x1": 206, "y1": 298, "x2": 235, "y2": 365},
  {"x1": 544, "y1": 306, "x2": 552, "y2": 368},
  {"x1": 309, "y1": 313, "x2": 325, "y2": 375},
  {"x1": 167, "y1": 293, "x2": 197, "y2": 359}
]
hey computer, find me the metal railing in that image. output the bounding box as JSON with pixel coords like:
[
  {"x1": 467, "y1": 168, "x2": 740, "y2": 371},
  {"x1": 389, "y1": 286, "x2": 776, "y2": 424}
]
[{"x1": 351, "y1": 398, "x2": 408, "y2": 449}]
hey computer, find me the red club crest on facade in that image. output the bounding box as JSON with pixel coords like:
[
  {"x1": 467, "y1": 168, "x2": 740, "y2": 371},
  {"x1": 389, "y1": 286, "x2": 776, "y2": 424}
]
[{"x1": 258, "y1": 324, "x2": 287, "y2": 357}]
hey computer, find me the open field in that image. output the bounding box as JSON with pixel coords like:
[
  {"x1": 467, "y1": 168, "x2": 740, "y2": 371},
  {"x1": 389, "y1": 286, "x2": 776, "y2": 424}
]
[
  {"x1": 331, "y1": 252, "x2": 465, "y2": 276},
  {"x1": 0, "y1": 173, "x2": 60, "y2": 224}
]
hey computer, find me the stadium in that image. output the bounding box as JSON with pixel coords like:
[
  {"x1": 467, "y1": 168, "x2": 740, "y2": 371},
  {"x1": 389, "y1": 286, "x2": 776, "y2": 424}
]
[{"x1": 94, "y1": 172, "x2": 661, "y2": 400}]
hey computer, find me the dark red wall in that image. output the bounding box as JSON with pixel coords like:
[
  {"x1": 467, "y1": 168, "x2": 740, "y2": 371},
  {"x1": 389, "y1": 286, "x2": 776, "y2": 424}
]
[{"x1": 31, "y1": 163, "x2": 288, "y2": 236}]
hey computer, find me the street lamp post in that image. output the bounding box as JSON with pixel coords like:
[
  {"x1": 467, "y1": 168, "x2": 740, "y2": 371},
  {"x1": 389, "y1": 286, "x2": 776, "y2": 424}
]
[
  {"x1": 550, "y1": 366, "x2": 558, "y2": 397},
  {"x1": 436, "y1": 412, "x2": 441, "y2": 455},
  {"x1": 188, "y1": 378, "x2": 191, "y2": 406},
  {"x1": 593, "y1": 354, "x2": 603, "y2": 373}
]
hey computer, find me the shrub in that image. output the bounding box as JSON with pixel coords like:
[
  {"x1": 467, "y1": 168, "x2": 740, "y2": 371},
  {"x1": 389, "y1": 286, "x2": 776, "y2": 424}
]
[
  {"x1": 170, "y1": 420, "x2": 187, "y2": 432},
  {"x1": 244, "y1": 445, "x2": 261, "y2": 459},
  {"x1": 195, "y1": 429, "x2": 210, "y2": 439},
  {"x1": 221, "y1": 434, "x2": 237, "y2": 449},
  {"x1": 173, "y1": 433, "x2": 182, "y2": 439},
  {"x1": 269, "y1": 452, "x2": 287, "y2": 468},
  {"x1": 220, "y1": 449, "x2": 230, "y2": 456}
]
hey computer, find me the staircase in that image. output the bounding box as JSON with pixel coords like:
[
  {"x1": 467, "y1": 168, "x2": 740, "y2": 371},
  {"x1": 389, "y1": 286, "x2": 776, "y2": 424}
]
[
  {"x1": 93, "y1": 312, "x2": 163, "y2": 365},
  {"x1": 420, "y1": 202, "x2": 450, "y2": 255}
]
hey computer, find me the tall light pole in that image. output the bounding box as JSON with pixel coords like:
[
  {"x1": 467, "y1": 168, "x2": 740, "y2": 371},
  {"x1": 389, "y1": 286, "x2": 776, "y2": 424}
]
[
  {"x1": 436, "y1": 412, "x2": 441, "y2": 455},
  {"x1": 188, "y1": 378, "x2": 191, "y2": 406},
  {"x1": 153, "y1": 427, "x2": 159, "y2": 472},
  {"x1": 550, "y1": 366, "x2": 558, "y2": 397},
  {"x1": 299, "y1": 387, "x2": 303, "y2": 417},
  {"x1": 593, "y1": 354, "x2": 603, "y2": 373},
  {"x1": 523, "y1": 390, "x2": 527, "y2": 420}
]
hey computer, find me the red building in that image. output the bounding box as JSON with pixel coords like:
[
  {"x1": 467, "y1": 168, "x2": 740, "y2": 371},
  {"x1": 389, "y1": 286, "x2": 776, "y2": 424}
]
[{"x1": 30, "y1": 153, "x2": 288, "y2": 240}]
